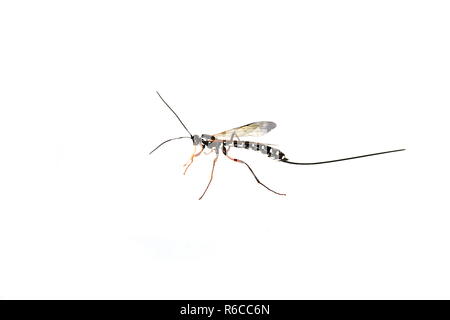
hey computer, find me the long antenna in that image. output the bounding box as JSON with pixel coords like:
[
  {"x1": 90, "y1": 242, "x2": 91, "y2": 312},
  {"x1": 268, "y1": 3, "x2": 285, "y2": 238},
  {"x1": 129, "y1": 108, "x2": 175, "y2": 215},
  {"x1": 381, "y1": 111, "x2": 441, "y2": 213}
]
[
  {"x1": 282, "y1": 149, "x2": 405, "y2": 165},
  {"x1": 149, "y1": 136, "x2": 191, "y2": 155},
  {"x1": 156, "y1": 91, "x2": 193, "y2": 137}
]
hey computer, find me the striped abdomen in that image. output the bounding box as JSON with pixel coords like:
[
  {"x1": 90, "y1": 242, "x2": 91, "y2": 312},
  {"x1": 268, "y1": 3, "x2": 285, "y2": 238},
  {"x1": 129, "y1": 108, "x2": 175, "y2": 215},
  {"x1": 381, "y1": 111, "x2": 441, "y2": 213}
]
[{"x1": 222, "y1": 140, "x2": 288, "y2": 161}]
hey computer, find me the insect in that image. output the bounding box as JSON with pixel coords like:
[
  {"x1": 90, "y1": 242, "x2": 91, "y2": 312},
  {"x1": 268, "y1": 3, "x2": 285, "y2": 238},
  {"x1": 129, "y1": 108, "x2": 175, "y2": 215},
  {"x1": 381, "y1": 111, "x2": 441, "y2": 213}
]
[{"x1": 150, "y1": 92, "x2": 405, "y2": 200}]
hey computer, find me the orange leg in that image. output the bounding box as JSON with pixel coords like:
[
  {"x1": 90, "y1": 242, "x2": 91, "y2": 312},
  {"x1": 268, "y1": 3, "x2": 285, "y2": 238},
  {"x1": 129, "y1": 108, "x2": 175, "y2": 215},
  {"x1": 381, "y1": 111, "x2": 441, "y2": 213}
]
[
  {"x1": 222, "y1": 147, "x2": 286, "y2": 196},
  {"x1": 183, "y1": 145, "x2": 205, "y2": 175},
  {"x1": 183, "y1": 145, "x2": 197, "y2": 167},
  {"x1": 198, "y1": 154, "x2": 219, "y2": 200}
]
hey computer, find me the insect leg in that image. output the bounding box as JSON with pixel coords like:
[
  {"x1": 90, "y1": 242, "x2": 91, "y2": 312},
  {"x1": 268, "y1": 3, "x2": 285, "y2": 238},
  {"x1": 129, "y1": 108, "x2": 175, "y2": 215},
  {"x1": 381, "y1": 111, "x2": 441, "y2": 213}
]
[
  {"x1": 222, "y1": 146, "x2": 286, "y2": 196},
  {"x1": 184, "y1": 145, "x2": 205, "y2": 175},
  {"x1": 198, "y1": 154, "x2": 219, "y2": 200},
  {"x1": 183, "y1": 145, "x2": 197, "y2": 167}
]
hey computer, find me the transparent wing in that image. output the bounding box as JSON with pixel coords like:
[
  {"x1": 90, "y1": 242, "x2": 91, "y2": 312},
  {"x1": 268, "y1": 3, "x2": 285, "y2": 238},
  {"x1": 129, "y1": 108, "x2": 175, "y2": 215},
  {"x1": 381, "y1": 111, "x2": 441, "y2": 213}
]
[{"x1": 212, "y1": 121, "x2": 277, "y2": 139}]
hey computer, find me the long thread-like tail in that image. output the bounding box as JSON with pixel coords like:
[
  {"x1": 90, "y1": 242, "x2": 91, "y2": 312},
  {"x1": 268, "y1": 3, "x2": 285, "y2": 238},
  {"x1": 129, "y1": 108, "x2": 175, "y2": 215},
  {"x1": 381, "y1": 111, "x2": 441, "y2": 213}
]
[{"x1": 281, "y1": 149, "x2": 405, "y2": 165}]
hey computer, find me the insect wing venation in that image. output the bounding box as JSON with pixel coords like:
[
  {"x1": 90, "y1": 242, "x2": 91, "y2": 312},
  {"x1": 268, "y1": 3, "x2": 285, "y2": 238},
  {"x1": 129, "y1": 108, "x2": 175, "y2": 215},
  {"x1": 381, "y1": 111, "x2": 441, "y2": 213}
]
[{"x1": 212, "y1": 121, "x2": 276, "y2": 139}]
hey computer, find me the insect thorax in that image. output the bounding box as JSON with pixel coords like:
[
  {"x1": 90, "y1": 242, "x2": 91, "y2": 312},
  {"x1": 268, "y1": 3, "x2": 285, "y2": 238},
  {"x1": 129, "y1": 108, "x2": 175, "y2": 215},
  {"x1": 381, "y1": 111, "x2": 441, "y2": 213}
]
[{"x1": 192, "y1": 134, "x2": 216, "y2": 146}]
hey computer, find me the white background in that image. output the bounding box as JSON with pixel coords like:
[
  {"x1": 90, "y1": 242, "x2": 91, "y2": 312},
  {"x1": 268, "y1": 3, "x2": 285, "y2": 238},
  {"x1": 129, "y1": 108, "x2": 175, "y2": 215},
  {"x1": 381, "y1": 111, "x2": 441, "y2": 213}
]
[{"x1": 0, "y1": 1, "x2": 449, "y2": 299}]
